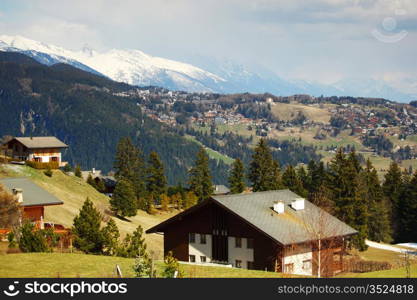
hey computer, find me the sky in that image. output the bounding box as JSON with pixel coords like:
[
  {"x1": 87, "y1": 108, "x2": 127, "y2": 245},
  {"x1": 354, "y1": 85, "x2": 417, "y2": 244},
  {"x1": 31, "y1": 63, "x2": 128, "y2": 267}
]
[{"x1": 0, "y1": 0, "x2": 416, "y2": 92}]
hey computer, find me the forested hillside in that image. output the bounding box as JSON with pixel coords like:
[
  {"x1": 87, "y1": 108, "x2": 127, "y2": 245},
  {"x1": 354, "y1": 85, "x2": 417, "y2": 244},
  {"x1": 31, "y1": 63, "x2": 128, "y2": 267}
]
[{"x1": 0, "y1": 52, "x2": 228, "y2": 184}]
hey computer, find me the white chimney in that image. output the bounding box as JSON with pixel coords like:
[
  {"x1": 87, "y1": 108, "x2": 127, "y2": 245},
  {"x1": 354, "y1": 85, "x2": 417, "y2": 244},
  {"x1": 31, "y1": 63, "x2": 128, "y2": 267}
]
[
  {"x1": 12, "y1": 188, "x2": 23, "y2": 203},
  {"x1": 291, "y1": 198, "x2": 305, "y2": 211},
  {"x1": 92, "y1": 168, "x2": 96, "y2": 175},
  {"x1": 273, "y1": 201, "x2": 285, "y2": 214}
]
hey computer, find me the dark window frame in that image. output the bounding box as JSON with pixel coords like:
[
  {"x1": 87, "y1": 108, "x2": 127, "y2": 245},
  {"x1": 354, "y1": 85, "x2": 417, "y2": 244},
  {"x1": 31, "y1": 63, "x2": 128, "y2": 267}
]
[
  {"x1": 189, "y1": 255, "x2": 196, "y2": 263},
  {"x1": 189, "y1": 233, "x2": 196, "y2": 243},
  {"x1": 200, "y1": 234, "x2": 207, "y2": 244},
  {"x1": 235, "y1": 237, "x2": 242, "y2": 248}
]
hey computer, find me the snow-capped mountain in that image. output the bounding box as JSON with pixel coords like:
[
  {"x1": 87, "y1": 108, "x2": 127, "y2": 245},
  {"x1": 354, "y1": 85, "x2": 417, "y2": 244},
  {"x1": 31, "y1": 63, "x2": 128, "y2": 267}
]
[
  {"x1": 0, "y1": 35, "x2": 225, "y2": 92},
  {"x1": 0, "y1": 35, "x2": 415, "y2": 102}
]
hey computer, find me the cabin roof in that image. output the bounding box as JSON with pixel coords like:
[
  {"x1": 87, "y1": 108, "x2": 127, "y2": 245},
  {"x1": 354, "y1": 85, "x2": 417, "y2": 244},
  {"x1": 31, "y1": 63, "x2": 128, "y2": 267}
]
[
  {"x1": 8, "y1": 137, "x2": 68, "y2": 149},
  {"x1": 213, "y1": 185, "x2": 230, "y2": 195},
  {"x1": 0, "y1": 178, "x2": 64, "y2": 207},
  {"x1": 147, "y1": 189, "x2": 357, "y2": 245}
]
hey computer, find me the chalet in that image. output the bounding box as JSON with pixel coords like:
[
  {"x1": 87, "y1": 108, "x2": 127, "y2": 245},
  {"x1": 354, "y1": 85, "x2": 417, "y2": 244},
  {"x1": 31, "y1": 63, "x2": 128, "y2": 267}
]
[
  {"x1": 4, "y1": 136, "x2": 68, "y2": 166},
  {"x1": 0, "y1": 178, "x2": 63, "y2": 229},
  {"x1": 146, "y1": 190, "x2": 357, "y2": 277}
]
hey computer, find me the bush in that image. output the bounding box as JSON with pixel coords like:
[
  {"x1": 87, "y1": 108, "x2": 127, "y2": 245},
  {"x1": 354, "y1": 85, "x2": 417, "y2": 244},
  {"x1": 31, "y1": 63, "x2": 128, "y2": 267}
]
[
  {"x1": 18, "y1": 223, "x2": 52, "y2": 253},
  {"x1": 26, "y1": 161, "x2": 59, "y2": 170},
  {"x1": 161, "y1": 251, "x2": 183, "y2": 278},
  {"x1": 44, "y1": 165, "x2": 53, "y2": 177}
]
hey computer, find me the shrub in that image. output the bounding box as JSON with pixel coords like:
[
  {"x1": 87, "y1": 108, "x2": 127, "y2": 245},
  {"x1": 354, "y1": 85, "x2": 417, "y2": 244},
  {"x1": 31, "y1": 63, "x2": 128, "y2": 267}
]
[
  {"x1": 44, "y1": 165, "x2": 53, "y2": 177},
  {"x1": 133, "y1": 255, "x2": 155, "y2": 278},
  {"x1": 161, "y1": 251, "x2": 183, "y2": 278},
  {"x1": 18, "y1": 223, "x2": 52, "y2": 253},
  {"x1": 26, "y1": 161, "x2": 59, "y2": 170}
]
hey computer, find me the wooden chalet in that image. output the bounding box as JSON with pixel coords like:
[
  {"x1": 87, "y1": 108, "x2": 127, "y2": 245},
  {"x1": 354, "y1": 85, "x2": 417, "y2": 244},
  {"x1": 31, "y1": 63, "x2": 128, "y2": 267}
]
[
  {"x1": 147, "y1": 190, "x2": 357, "y2": 277},
  {"x1": 4, "y1": 136, "x2": 68, "y2": 166}
]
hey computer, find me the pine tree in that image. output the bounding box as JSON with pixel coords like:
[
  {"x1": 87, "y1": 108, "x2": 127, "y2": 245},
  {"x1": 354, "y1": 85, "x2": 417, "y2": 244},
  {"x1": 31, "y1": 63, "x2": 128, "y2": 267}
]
[
  {"x1": 161, "y1": 251, "x2": 183, "y2": 278},
  {"x1": 351, "y1": 172, "x2": 369, "y2": 251},
  {"x1": 119, "y1": 225, "x2": 148, "y2": 258},
  {"x1": 95, "y1": 179, "x2": 106, "y2": 193},
  {"x1": 363, "y1": 159, "x2": 392, "y2": 243},
  {"x1": 110, "y1": 179, "x2": 137, "y2": 218},
  {"x1": 86, "y1": 174, "x2": 97, "y2": 189},
  {"x1": 282, "y1": 165, "x2": 307, "y2": 197},
  {"x1": 248, "y1": 139, "x2": 283, "y2": 192},
  {"x1": 74, "y1": 165, "x2": 82, "y2": 178},
  {"x1": 188, "y1": 148, "x2": 213, "y2": 202},
  {"x1": 382, "y1": 161, "x2": 403, "y2": 240},
  {"x1": 146, "y1": 151, "x2": 167, "y2": 204},
  {"x1": 397, "y1": 172, "x2": 417, "y2": 242},
  {"x1": 228, "y1": 158, "x2": 245, "y2": 194},
  {"x1": 133, "y1": 254, "x2": 155, "y2": 278},
  {"x1": 102, "y1": 218, "x2": 120, "y2": 256},
  {"x1": 72, "y1": 198, "x2": 104, "y2": 254},
  {"x1": 183, "y1": 191, "x2": 198, "y2": 209},
  {"x1": 160, "y1": 194, "x2": 170, "y2": 211},
  {"x1": 114, "y1": 137, "x2": 145, "y2": 199}
]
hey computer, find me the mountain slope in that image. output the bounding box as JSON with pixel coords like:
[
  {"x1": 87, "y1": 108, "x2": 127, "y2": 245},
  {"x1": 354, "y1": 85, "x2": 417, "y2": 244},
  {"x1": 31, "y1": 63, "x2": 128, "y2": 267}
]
[{"x1": 0, "y1": 52, "x2": 228, "y2": 184}]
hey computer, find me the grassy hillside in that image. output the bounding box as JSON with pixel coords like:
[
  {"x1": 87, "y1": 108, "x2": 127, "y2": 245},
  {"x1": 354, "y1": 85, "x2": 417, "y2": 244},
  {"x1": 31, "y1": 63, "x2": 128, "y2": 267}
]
[
  {"x1": 0, "y1": 164, "x2": 175, "y2": 257},
  {"x1": 0, "y1": 253, "x2": 283, "y2": 278},
  {"x1": 271, "y1": 102, "x2": 334, "y2": 124}
]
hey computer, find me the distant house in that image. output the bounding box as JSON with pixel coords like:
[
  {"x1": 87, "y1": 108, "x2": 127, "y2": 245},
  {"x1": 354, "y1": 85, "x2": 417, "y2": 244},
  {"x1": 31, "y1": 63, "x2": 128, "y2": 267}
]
[
  {"x1": 4, "y1": 136, "x2": 68, "y2": 166},
  {"x1": 0, "y1": 178, "x2": 64, "y2": 229},
  {"x1": 213, "y1": 185, "x2": 230, "y2": 195},
  {"x1": 147, "y1": 190, "x2": 357, "y2": 277}
]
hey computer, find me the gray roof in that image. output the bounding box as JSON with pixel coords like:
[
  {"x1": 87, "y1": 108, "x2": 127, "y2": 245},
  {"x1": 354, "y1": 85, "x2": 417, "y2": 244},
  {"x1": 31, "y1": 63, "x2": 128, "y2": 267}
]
[
  {"x1": 147, "y1": 189, "x2": 357, "y2": 245},
  {"x1": 213, "y1": 185, "x2": 230, "y2": 195},
  {"x1": 0, "y1": 178, "x2": 64, "y2": 207},
  {"x1": 11, "y1": 137, "x2": 68, "y2": 149},
  {"x1": 212, "y1": 190, "x2": 357, "y2": 245}
]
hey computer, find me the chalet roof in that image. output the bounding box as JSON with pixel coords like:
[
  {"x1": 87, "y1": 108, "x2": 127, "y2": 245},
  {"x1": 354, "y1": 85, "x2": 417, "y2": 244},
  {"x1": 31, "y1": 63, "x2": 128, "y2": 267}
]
[
  {"x1": 213, "y1": 185, "x2": 230, "y2": 195},
  {"x1": 147, "y1": 190, "x2": 357, "y2": 245},
  {"x1": 0, "y1": 178, "x2": 64, "y2": 207},
  {"x1": 9, "y1": 137, "x2": 68, "y2": 149}
]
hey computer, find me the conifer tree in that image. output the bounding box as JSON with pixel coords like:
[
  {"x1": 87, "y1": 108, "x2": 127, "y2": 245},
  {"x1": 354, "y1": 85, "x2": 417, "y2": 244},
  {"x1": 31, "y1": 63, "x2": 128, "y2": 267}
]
[
  {"x1": 282, "y1": 165, "x2": 307, "y2": 197},
  {"x1": 397, "y1": 172, "x2": 417, "y2": 242},
  {"x1": 110, "y1": 179, "x2": 137, "y2": 218},
  {"x1": 146, "y1": 151, "x2": 167, "y2": 203},
  {"x1": 188, "y1": 148, "x2": 213, "y2": 202},
  {"x1": 74, "y1": 165, "x2": 82, "y2": 178},
  {"x1": 351, "y1": 173, "x2": 369, "y2": 251},
  {"x1": 119, "y1": 225, "x2": 148, "y2": 258},
  {"x1": 86, "y1": 174, "x2": 97, "y2": 189},
  {"x1": 248, "y1": 139, "x2": 283, "y2": 192},
  {"x1": 72, "y1": 198, "x2": 103, "y2": 254},
  {"x1": 114, "y1": 137, "x2": 145, "y2": 199},
  {"x1": 228, "y1": 158, "x2": 245, "y2": 194},
  {"x1": 160, "y1": 194, "x2": 170, "y2": 211},
  {"x1": 183, "y1": 191, "x2": 198, "y2": 209},
  {"x1": 363, "y1": 159, "x2": 392, "y2": 243},
  {"x1": 382, "y1": 161, "x2": 403, "y2": 239},
  {"x1": 102, "y1": 218, "x2": 120, "y2": 256},
  {"x1": 161, "y1": 251, "x2": 183, "y2": 278}
]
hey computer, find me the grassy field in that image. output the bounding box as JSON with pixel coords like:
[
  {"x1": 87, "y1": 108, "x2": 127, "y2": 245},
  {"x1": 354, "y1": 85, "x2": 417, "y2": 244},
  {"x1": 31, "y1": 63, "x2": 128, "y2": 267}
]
[
  {"x1": 271, "y1": 102, "x2": 333, "y2": 124},
  {"x1": 184, "y1": 134, "x2": 234, "y2": 164},
  {"x1": 0, "y1": 164, "x2": 175, "y2": 258},
  {"x1": 339, "y1": 264, "x2": 417, "y2": 278},
  {"x1": 0, "y1": 253, "x2": 283, "y2": 278}
]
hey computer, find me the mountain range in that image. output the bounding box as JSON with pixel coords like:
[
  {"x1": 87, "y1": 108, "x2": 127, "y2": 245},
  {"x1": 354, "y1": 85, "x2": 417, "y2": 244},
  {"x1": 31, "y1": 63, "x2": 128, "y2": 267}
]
[{"x1": 0, "y1": 35, "x2": 415, "y2": 102}]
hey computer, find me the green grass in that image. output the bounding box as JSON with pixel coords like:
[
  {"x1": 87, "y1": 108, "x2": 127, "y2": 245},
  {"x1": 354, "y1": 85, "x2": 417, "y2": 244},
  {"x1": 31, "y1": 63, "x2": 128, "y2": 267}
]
[
  {"x1": 0, "y1": 253, "x2": 283, "y2": 278},
  {"x1": 184, "y1": 135, "x2": 234, "y2": 165},
  {"x1": 0, "y1": 164, "x2": 176, "y2": 258},
  {"x1": 339, "y1": 264, "x2": 417, "y2": 278}
]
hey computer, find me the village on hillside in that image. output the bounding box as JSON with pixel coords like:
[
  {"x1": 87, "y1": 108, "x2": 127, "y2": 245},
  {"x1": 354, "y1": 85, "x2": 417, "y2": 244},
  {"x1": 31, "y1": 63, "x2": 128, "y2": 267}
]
[{"x1": 0, "y1": 133, "x2": 416, "y2": 278}]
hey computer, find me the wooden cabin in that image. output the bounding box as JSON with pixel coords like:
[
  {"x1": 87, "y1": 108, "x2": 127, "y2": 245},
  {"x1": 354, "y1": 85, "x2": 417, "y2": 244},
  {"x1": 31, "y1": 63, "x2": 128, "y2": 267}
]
[
  {"x1": 147, "y1": 190, "x2": 357, "y2": 277},
  {"x1": 4, "y1": 136, "x2": 68, "y2": 166},
  {"x1": 0, "y1": 178, "x2": 64, "y2": 229}
]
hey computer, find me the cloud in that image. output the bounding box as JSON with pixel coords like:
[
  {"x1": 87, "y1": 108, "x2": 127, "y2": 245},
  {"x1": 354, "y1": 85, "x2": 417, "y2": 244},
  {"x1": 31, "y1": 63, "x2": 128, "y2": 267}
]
[{"x1": 0, "y1": 0, "x2": 415, "y2": 90}]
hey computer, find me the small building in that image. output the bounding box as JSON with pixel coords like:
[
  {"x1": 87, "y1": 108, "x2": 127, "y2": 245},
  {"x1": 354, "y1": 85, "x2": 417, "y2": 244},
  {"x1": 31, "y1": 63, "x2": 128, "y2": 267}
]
[
  {"x1": 146, "y1": 190, "x2": 357, "y2": 277},
  {"x1": 4, "y1": 136, "x2": 68, "y2": 166},
  {"x1": 0, "y1": 177, "x2": 64, "y2": 229},
  {"x1": 213, "y1": 185, "x2": 230, "y2": 195}
]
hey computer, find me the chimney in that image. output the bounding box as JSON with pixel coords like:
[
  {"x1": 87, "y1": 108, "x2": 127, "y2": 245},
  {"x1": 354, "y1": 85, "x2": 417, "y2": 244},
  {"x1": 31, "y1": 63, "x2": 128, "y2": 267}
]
[
  {"x1": 12, "y1": 188, "x2": 23, "y2": 203},
  {"x1": 291, "y1": 198, "x2": 305, "y2": 211},
  {"x1": 273, "y1": 200, "x2": 285, "y2": 214},
  {"x1": 92, "y1": 168, "x2": 96, "y2": 175}
]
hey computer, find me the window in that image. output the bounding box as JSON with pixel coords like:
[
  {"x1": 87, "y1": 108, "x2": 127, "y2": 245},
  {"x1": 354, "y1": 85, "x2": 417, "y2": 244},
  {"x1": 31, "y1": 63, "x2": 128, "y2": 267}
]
[
  {"x1": 200, "y1": 234, "x2": 206, "y2": 244},
  {"x1": 235, "y1": 237, "x2": 242, "y2": 248},
  {"x1": 189, "y1": 233, "x2": 195, "y2": 243},
  {"x1": 285, "y1": 263, "x2": 294, "y2": 273},
  {"x1": 51, "y1": 157, "x2": 58, "y2": 162},
  {"x1": 247, "y1": 238, "x2": 254, "y2": 249},
  {"x1": 235, "y1": 260, "x2": 242, "y2": 268},
  {"x1": 302, "y1": 260, "x2": 312, "y2": 271},
  {"x1": 247, "y1": 261, "x2": 254, "y2": 270},
  {"x1": 200, "y1": 256, "x2": 207, "y2": 263},
  {"x1": 189, "y1": 255, "x2": 196, "y2": 263}
]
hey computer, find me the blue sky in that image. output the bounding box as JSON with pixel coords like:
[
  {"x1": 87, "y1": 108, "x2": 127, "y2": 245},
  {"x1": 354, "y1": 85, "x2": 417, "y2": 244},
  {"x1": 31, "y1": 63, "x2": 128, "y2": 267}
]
[{"x1": 0, "y1": 0, "x2": 416, "y2": 93}]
